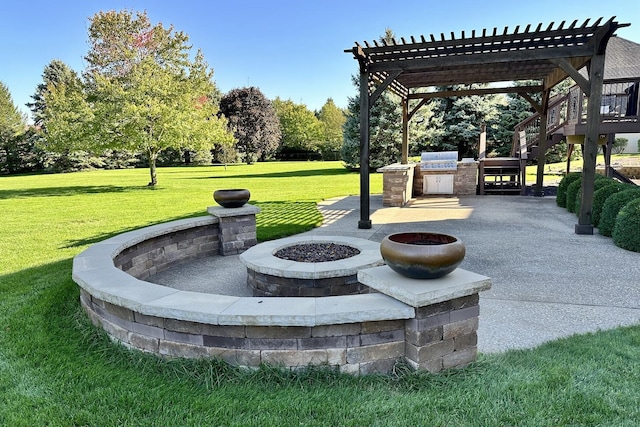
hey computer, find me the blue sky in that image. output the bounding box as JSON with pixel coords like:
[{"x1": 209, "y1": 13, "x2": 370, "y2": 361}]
[{"x1": 1, "y1": 0, "x2": 639, "y2": 120}]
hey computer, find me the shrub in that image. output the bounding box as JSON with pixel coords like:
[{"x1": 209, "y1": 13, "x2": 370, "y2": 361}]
[
  {"x1": 612, "y1": 137, "x2": 628, "y2": 154},
  {"x1": 566, "y1": 179, "x2": 583, "y2": 213},
  {"x1": 557, "y1": 172, "x2": 581, "y2": 208},
  {"x1": 573, "y1": 176, "x2": 616, "y2": 216},
  {"x1": 612, "y1": 198, "x2": 640, "y2": 252},
  {"x1": 592, "y1": 182, "x2": 630, "y2": 227},
  {"x1": 567, "y1": 174, "x2": 610, "y2": 214},
  {"x1": 599, "y1": 188, "x2": 640, "y2": 237}
]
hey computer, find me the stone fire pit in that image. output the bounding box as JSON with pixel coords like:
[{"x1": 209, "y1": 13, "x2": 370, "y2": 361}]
[{"x1": 239, "y1": 235, "x2": 384, "y2": 297}]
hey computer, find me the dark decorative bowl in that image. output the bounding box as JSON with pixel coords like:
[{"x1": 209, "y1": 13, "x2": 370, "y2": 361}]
[
  {"x1": 380, "y1": 232, "x2": 465, "y2": 279},
  {"x1": 213, "y1": 189, "x2": 250, "y2": 208}
]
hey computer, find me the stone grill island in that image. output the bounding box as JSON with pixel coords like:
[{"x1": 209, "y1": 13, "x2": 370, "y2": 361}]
[{"x1": 73, "y1": 203, "x2": 492, "y2": 375}]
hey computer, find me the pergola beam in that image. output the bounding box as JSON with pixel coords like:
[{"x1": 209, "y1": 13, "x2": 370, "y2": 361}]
[
  {"x1": 550, "y1": 58, "x2": 591, "y2": 95},
  {"x1": 408, "y1": 85, "x2": 544, "y2": 100}
]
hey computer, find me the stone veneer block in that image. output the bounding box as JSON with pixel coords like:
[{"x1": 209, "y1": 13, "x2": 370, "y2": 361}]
[
  {"x1": 73, "y1": 266, "x2": 179, "y2": 312},
  {"x1": 358, "y1": 266, "x2": 491, "y2": 307}
]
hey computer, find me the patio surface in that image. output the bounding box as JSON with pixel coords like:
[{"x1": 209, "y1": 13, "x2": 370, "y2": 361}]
[{"x1": 150, "y1": 194, "x2": 640, "y2": 354}]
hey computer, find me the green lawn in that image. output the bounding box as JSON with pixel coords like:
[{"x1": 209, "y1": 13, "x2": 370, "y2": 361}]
[
  {"x1": 2, "y1": 161, "x2": 640, "y2": 426},
  {"x1": 525, "y1": 153, "x2": 640, "y2": 185}
]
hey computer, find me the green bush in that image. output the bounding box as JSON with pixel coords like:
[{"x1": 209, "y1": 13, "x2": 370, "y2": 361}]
[
  {"x1": 566, "y1": 179, "x2": 583, "y2": 213},
  {"x1": 573, "y1": 176, "x2": 616, "y2": 217},
  {"x1": 556, "y1": 172, "x2": 581, "y2": 208},
  {"x1": 612, "y1": 198, "x2": 640, "y2": 252},
  {"x1": 567, "y1": 174, "x2": 610, "y2": 214},
  {"x1": 599, "y1": 188, "x2": 640, "y2": 237},
  {"x1": 592, "y1": 182, "x2": 630, "y2": 227}
]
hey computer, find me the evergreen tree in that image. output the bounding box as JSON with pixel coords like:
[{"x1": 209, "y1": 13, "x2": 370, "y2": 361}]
[
  {"x1": 341, "y1": 77, "x2": 402, "y2": 169},
  {"x1": 428, "y1": 84, "x2": 500, "y2": 158},
  {"x1": 408, "y1": 97, "x2": 442, "y2": 156}
]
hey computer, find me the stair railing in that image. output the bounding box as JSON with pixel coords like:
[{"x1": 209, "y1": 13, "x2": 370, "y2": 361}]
[{"x1": 511, "y1": 92, "x2": 569, "y2": 157}]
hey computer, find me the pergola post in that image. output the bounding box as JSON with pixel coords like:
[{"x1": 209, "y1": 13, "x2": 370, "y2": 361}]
[
  {"x1": 534, "y1": 90, "x2": 550, "y2": 197},
  {"x1": 576, "y1": 52, "x2": 606, "y2": 234},
  {"x1": 401, "y1": 98, "x2": 409, "y2": 164},
  {"x1": 358, "y1": 69, "x2": 372, "y2": 229}
]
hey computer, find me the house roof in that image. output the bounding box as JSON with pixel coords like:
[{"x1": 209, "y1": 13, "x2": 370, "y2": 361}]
[{"x1": 601, "y1": 36, "x2": 640, "y2": 80}]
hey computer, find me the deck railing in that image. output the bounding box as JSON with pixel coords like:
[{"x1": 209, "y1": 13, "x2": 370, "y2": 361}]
[{"x1": 511, "y1": 77, "x2": 640, "y2": 156}]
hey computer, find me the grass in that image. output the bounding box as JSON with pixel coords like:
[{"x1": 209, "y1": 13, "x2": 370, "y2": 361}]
[
  {"x1": 525, "y1": 153, "x2": 640, "y2": 186},
  {"x1": 2, "y1": 161, "x2": 640, "y2": 425}
]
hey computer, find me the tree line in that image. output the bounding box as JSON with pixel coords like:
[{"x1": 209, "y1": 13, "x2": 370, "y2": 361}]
[
  {"x1": 1, "y1": 14, "x2": 564, "y2": 184},
  {"x1": 0, "y1": 10, "x2": 345, "y2": 185}
]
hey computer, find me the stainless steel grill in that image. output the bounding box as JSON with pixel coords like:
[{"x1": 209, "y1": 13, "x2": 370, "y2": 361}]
[{"x1": 420, "y1": 151, "x2": 458, "y2": 171}]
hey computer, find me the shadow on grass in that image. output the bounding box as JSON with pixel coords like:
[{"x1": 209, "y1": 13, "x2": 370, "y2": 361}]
[
  {"x1": 60, "y1": 200, "x2": 323, "y2": 250},
  {"x1": 190, "y1": 167, "x2": 355, "y2": 180},
  {"x1": 0, "y1": 185, "x2": 158, "y2": 200},
  {"x1": 252, "y1": 201, "x2": 324, "y2": 241},
  {"x1": 60, "y1": 211, "x2": 207, "y2": 249}
]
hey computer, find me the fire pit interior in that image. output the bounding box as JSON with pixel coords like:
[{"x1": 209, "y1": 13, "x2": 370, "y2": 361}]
[{"x1": 275, "y1": 243, "x2": 360, "y2": 263}]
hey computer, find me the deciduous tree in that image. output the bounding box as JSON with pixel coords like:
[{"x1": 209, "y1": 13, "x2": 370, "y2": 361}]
[
  {"x1": 218, "y1": 87, "x2": 280, "y2": 164},
  {"x1": 79, "y1": 10, "x2": 233, "y2": 185},
  {"x1": 273, "y1": 98, "x2": 322, "y2": 154},
  {"x1": 316, "y1": 98, "x2": 345, "y2": 159}
]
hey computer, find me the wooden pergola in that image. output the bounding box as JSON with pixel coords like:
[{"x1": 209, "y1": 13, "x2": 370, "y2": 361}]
[{"x1": 346, "y1": 17, "x2": 629, "y2": 234}]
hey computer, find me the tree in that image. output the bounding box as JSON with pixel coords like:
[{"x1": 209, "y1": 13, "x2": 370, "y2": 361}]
[
  {"x1": 492, "y1": 91, "x2": 532, "y2": 157},
  {"x1": 427, "y1": 84, "x2": 500, "y2": 158},
  {"x1": 28, "y1": 60, "x2": 82, "y2": 130},
  {"x1": 341, "y1": 29, "x2": 409, "y2": 169},
  {"x1": 407, "y1": 98, "x2": 442, "y2": 156},
  {"x1": 29, "y1": 60, "x2": 102, "y2": 172},
  {"x1": 0, "y1": 81, "x2": 30, "y2": 174},
  {"x1": 341, "y1": 77, "x2": 402, "y2": 169},
  {"x1": 218, "y1": 87, "x2": 280, "y2": 164},
  {"x1": 273, "y1": 98, "x2": 322, "y2": 154},
  {"x1": 78, "y1": 10, "x2": 232, "y2": 185},
  {"x1": 612, "y1": 137, "x2": 628, "y2": 154},
  {"x1": 316, "y1": 98, "x2": 345, "y2": 160}
]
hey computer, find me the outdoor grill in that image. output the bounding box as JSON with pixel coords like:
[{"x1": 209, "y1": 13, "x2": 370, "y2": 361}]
[{"x1": 420, "y1": 151, "x2": 458, "y2": 171}]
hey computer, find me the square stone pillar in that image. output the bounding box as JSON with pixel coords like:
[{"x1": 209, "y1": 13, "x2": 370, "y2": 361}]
[
  {"x1": 454, "y1": 161, "x2": 479, "y2": 195},
  {"x1": 405, "y1": 293, "x2": 480, "y2": 372},
  {"x1": 377, "y1": 163, "x2": 416, "y2": 207},
  {"x1": 207, "y1": 205, "x2": 261, "y2": 255},
  {"x1": 358, "y1": 266, "x2": 491, "y2": 373}
]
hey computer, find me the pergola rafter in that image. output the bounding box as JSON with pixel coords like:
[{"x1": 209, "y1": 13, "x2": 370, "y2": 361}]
[{"x1": 346, "y1": 17, "x2": 629, "y2": 234}]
